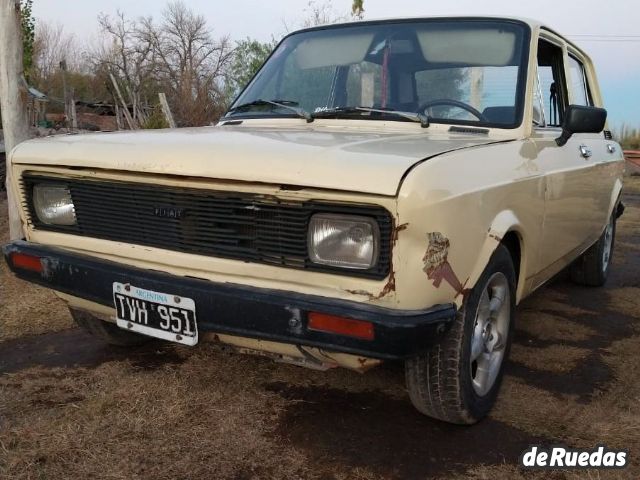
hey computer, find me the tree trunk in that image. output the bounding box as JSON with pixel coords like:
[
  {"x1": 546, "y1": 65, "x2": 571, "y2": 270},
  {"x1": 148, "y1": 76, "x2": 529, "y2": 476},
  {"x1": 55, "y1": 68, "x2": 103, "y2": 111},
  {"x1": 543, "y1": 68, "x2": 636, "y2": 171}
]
[{"x1": 0, "y1": 0, "x2": 29, "y2": 240}]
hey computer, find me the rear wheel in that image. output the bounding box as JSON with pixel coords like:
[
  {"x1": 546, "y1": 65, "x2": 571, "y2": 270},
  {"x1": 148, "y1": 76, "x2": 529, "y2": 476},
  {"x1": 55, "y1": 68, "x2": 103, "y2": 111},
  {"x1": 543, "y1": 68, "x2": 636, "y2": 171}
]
[
  {"x1": 405, "y1": 245, "x2": 516, "y2": 424},
  {"x1": 70, "y1": 308, "x2": 150, "y2": 347},
  {"x1": 570, "y1": 212, "x2": 616, "y2": 287}
]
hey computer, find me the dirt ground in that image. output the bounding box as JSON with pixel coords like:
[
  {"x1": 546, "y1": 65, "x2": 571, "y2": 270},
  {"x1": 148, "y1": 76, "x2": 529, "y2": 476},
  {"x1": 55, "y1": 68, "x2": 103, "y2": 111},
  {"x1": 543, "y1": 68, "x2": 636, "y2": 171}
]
[{"x1": 0, "y1": 178, "x2": 639, "y2": 480}]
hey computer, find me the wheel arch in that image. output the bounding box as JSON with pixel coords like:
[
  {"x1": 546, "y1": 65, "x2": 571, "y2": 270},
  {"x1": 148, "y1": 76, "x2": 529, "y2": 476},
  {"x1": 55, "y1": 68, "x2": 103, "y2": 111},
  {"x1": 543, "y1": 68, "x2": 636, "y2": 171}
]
[
  {"x1": 464, "y1": 210, "x2": 528, "y2": 305},
  {"x1": 607, "y1": 177, "x2": 624, "y2": 222}
]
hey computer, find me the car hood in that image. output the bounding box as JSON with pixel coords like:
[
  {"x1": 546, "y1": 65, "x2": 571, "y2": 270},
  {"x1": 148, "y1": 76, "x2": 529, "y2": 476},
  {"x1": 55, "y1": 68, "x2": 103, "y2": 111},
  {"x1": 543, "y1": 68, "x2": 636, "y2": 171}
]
[{"x1": 12, "y1": 124, "x2": 503, "y2": 196}]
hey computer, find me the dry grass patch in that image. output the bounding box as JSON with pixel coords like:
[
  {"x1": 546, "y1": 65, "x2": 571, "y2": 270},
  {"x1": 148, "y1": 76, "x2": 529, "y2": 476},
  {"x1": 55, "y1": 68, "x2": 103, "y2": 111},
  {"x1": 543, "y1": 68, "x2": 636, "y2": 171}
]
[
  {"x1": 522, "y1": 289, "x2": 597, "y2": 317},
  {"x1": 494, "y1": 335, "x2": 640, "y2": 475},
  {"x1": 493, "y1": 376, "x2": 580, "y2": 440},
  {"x1": 0, "y1": 349, "x2": 318, "y2": 480},
  {"x1": 510, "y1": 344, "x2": 589, "y2": 373},
  {"x1": 517, "y1": 311, "x2": 597, "y2": 343},
  {"x1": 452, "y1": 464, "x2": 550, "y2": 480},
  {"x1": 604, "y1": 287, "x2": 640, "y2": 321},
  {"x1": 575, "y1": 335, "x2": 640, "y2": 454}
]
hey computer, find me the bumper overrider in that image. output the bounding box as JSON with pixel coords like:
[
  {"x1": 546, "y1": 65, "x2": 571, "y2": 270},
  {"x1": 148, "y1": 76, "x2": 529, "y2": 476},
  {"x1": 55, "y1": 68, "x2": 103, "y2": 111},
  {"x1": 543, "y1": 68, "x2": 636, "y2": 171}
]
[{"x1": 3, "y1": 241, "x2": 456, "y2": 360}]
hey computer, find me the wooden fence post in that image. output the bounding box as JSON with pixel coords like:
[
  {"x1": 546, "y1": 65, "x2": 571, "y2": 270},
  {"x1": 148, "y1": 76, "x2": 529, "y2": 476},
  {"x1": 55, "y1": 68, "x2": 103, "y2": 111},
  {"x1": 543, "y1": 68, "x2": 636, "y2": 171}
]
[
  {"x1": 109, "y1": 73, "x2": 136, "y2": 130},
  {"x1": 158, "y1": 93, "x2": 176, "y2": 128}
]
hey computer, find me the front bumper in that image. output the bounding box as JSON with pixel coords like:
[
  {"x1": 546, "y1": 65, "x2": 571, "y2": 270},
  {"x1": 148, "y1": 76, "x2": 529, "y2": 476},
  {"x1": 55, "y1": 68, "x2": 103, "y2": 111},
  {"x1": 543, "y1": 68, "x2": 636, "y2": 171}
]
[{"x1": 3, "y1": 241, "x2": 456, "y2": 360}]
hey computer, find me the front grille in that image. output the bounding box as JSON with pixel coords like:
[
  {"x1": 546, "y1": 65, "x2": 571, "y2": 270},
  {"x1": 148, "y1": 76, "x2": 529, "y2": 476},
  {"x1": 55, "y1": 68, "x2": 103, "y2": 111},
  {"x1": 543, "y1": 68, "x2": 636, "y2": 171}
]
[{"x1": 22, "y1": 174, "x2": 393, "y2": 279}]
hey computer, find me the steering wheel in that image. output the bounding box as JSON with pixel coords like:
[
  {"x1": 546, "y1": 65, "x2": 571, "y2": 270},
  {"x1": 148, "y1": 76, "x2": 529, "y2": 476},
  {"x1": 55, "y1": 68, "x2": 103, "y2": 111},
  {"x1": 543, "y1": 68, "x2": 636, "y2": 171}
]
[{"x1": 418, "y1": 99, "x2": 488, "y2": 122}]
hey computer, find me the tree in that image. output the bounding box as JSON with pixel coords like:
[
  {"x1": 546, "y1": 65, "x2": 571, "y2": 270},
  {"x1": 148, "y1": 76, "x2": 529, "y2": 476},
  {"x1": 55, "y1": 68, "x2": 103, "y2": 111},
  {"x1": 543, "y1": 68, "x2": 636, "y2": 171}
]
[
  {"x1": 19, "y1": 0, "x2": 34, "y2": 81},
  {"x1": 96, "y1": 10, "x2": 157, "y2": 126},
  {"x1": 95, "y1": 2, "x2": 234, "y2": 128},
  {"x1": 616, "y1": 126, "x2": 640, "y2": 150},
  {"x1": 138, "y1": 1, "x2": 234, "y2": 125},
  {"x1": 32, "y1": 22, "x2": 78, "y2": 84},
  {"x1": 282, "y1": 0, "x2": 349, "y2": 32},
  {"x1": 226, "y1": 38, "x2": 275, "y2": 102},
  {"x1": 351, "y1": 0, "x2": 364, "y2": 20},
  {"x1": 301, "y1": 0, "x2": 347, "y2": 27}
]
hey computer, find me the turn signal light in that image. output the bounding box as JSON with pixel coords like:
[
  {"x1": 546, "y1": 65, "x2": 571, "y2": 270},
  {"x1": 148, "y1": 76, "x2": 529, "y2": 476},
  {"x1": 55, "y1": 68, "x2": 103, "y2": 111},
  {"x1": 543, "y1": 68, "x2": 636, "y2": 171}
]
[
  {"x1": 9, "y1": 252, "x2": 43, "y2": 273},
  {"x1": 308, "y1": 312, "x2": 375, "y2": 341}
]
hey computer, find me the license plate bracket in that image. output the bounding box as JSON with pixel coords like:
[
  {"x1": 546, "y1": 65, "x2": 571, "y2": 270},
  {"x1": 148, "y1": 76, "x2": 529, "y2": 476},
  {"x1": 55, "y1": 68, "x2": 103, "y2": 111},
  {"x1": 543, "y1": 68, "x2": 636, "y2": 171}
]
[{"x1": 113, "y1": 282, "x2": 198, "y2": 346}]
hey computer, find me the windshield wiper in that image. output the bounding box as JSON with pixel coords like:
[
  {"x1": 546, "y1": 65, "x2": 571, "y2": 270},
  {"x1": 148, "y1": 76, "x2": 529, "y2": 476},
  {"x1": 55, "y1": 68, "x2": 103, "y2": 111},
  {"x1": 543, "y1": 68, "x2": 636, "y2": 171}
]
[
  {"x1": 312, "y1": 106, "x2": 429, "y2": 127},
  {"x1": 226, "y1": 99, "x2": 313, "y2": 122}
]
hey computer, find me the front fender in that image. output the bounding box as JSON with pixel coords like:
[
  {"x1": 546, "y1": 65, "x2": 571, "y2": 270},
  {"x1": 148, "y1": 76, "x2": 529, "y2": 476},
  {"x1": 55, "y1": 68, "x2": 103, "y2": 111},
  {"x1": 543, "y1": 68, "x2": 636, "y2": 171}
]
[{"x1": 392, "y1": 140, "x2": 543, "y2": 310}]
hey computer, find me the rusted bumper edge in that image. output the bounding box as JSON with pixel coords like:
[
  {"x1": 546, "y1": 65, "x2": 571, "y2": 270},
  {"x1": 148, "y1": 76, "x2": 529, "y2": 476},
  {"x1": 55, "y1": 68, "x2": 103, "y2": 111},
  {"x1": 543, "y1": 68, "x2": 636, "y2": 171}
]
[{"x1": 3, "y1": 241, "x2": 456, "y2": 360}]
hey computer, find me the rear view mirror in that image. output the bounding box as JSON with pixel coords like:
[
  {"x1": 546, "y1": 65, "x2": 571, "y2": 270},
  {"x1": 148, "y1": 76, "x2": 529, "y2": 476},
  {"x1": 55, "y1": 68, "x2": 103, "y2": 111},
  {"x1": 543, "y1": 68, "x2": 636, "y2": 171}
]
[{"x1": 556, "y1": 105, "x2": 607, "y2": 146}]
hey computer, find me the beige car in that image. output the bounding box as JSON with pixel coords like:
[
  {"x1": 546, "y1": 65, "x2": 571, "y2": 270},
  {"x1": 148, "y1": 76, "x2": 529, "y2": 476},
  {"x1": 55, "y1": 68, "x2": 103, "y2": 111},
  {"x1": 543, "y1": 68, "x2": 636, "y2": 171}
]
[{"x1": 4, "y1": 17, "x2": 624, "y2": 424}]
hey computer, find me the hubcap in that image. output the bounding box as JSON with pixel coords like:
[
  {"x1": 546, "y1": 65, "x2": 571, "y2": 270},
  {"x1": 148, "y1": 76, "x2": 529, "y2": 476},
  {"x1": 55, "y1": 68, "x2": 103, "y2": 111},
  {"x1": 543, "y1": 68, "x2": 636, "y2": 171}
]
[
  {"x1": 470, "y1": 272, "x2": 511, "y2": 397},
  {"x1": 602, "y1": 216, "x2": 614, "y2": 273}
]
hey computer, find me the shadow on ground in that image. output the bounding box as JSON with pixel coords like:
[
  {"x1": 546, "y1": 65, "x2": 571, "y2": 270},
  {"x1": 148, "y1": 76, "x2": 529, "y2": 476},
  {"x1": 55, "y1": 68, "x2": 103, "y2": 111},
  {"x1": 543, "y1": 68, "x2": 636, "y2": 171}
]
[{"x1": 0, "y1": 329, "x2": 183, "y2": 374}]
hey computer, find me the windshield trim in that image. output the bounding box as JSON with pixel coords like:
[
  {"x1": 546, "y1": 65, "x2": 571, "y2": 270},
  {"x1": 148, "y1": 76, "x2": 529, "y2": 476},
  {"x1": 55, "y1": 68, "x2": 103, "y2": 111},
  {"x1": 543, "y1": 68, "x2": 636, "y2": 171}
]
[{"x1": 225, "y1": 18, "x2": 532, "y2": 130}]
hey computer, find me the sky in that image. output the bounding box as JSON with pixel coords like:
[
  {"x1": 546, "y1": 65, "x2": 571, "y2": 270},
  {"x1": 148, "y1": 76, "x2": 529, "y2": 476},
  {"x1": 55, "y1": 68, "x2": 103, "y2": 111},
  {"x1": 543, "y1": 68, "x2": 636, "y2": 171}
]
[{"x1": 32, "y1": 0, "x2": 640, "y2": 128}]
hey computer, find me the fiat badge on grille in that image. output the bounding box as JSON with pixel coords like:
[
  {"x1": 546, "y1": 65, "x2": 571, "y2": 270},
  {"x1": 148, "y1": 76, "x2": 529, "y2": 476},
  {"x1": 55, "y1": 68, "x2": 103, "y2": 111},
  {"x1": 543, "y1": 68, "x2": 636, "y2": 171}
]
[{"x1": 153, "y1": 206, "x2": 184, "y2": 219}]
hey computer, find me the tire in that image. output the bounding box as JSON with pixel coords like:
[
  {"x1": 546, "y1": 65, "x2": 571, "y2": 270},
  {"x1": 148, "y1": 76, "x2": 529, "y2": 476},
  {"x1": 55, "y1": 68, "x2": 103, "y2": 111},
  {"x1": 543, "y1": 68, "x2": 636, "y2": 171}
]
[
  {"x1": 70, "y1": 308, "x2": 150, "y2": 347},
  {"x1": 405, "y1": 244, "x2": 516, "y2": 424},
  {"x1": 570, "y1": 212, "x2": 616, "y2": 287}
]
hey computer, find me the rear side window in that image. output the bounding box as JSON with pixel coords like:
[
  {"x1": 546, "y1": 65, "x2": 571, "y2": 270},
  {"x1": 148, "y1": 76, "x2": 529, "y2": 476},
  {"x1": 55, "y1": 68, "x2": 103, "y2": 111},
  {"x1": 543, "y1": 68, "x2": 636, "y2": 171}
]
[{"x1": 567, "y1": 55, "x2": 592, "y2": 106}]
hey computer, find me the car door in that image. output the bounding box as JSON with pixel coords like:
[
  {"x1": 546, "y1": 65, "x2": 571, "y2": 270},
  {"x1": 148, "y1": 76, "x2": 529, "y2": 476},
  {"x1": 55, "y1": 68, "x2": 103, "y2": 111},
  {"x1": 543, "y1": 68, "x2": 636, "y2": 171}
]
[
  {"x1": 530, "y1": 34, "x2": 603, "y2": 282},
  {"x1": 565, "y1": 50, "x2": 620, "y2": 233}
]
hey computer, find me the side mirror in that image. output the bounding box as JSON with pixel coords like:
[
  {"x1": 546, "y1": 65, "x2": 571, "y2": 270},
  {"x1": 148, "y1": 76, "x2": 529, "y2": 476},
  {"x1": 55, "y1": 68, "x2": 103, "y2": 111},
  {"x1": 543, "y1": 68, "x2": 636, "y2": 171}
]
[{"x1": 556, "y1": 105, "x2": 607, "y2": 146}]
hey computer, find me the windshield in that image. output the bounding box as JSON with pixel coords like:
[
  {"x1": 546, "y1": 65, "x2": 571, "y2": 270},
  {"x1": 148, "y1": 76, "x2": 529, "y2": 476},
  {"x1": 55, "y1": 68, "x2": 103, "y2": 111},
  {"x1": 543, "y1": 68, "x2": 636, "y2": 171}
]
[{"x1": 226, "y1": 19, "x2": 530, "y2": 128}]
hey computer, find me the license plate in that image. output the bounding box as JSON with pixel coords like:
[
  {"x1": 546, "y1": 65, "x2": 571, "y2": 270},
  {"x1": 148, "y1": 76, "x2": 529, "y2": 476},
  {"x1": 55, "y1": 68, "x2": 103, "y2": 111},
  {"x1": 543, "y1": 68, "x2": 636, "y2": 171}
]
[{"x1": 113, "y1": 283, "x2": 198, "y2": 346}]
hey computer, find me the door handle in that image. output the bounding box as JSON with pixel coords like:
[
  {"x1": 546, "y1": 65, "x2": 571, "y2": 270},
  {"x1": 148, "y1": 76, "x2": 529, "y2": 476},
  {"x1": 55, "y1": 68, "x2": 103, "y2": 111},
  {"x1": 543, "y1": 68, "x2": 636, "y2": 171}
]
[{"x1": 579, "y1": 144, "x2": 592, "y2": 158}]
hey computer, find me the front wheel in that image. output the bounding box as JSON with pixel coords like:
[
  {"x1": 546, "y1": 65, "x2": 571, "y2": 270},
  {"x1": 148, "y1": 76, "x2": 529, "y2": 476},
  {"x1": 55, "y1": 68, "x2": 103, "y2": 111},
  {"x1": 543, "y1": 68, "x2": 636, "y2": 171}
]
[{"x1": 405, "y1": 245, "x2": 516, "y2": 424}]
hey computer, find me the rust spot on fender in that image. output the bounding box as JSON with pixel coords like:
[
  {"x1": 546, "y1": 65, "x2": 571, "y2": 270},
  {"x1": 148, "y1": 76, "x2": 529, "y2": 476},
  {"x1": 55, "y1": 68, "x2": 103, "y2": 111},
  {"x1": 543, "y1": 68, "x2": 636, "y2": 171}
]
[
  {"x1": 375, "y1": 270, "x2": 396, "y2": 299},
  {"x1": 391, "y1": 223, "x2": 409, "y2": 249},
  {"x1": 345, "y1": 289, "x2": 375, "y2": 297},
  {"x1": 488, "y1": 232, "x2": 502, "y2": 242},
  {"x1": 368, "y1": 222, "x2": 408, "y2": 299},
  {"x1": 423, "y1": 232, "x2": 469, "y2": 298},
  {"x1": 393, "y1": 223, "x2": 409, "y2": 242}
]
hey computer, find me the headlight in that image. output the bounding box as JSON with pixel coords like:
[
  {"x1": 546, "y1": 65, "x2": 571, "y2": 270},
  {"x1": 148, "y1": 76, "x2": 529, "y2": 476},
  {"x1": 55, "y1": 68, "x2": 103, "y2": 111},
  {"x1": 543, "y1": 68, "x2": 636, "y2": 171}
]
[
  {"x1": 308, "y1": 214, "x2": 379, "y2": 269},
  {"x1": 33, "y1": 184, "x2": 76, "y2": 225}
]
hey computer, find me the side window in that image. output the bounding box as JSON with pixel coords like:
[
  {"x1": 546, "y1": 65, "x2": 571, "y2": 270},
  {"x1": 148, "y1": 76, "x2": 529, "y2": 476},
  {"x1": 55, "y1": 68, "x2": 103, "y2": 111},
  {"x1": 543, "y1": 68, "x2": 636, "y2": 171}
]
[
  {"x1": 536, "y1": 39, "x2": 568, "y2": 128},
  {"x1": 568, "y1": 55, "x2": 592, "y2": 106}
]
